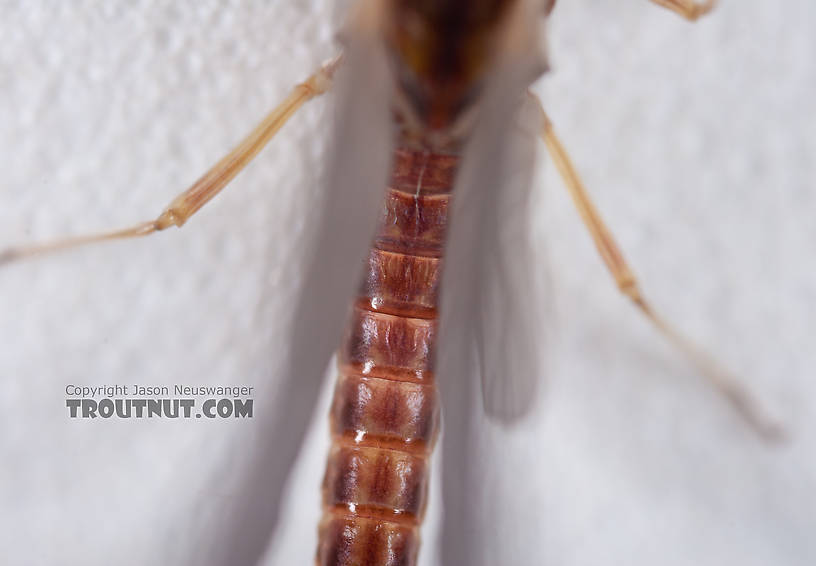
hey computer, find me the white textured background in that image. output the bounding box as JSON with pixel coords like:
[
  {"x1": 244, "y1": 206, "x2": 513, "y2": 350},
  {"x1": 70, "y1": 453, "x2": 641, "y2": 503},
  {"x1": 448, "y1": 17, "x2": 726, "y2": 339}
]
[{"x1": 1, "y1": 1, "x2": 814, "y2": 565}]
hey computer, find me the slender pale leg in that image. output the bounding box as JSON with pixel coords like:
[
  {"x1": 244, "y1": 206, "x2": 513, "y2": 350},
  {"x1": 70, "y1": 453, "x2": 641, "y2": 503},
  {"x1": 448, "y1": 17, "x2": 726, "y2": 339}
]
[
  {"x1": 649, "y1": 0, "x2": 717, "y2": 21},
  {"x1": 532, "y1": 95, "x2": 782, "y2": 441},
  {"x1": 0, "y1": 55, "x2": 342, "y2": 266}
]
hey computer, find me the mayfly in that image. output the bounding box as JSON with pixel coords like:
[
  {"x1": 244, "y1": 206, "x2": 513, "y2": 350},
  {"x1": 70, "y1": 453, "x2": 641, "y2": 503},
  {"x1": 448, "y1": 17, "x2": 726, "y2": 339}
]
[{"x1": 0, "y1": 1, "x2": 783, "y2": 565}]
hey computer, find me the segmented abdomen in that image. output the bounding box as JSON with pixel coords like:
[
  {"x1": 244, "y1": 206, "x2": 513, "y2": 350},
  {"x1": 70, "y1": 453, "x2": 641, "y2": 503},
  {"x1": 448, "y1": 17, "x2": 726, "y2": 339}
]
[{"x1": 317, "y1": 148, "x2": 459, "y2": 566}]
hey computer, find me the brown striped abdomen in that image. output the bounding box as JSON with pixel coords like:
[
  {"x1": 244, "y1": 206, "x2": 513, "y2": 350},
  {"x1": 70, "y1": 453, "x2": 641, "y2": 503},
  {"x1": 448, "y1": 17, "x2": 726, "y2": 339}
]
[{"x1": 316, "y1": 148, "x2": 459, "y2": 566}]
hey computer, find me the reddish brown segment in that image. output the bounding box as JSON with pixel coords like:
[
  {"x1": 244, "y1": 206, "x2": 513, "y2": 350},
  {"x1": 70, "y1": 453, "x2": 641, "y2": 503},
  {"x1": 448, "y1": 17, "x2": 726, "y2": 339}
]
[{"x1": 316, "y1": 147, "x2": 459, "y2": 566}]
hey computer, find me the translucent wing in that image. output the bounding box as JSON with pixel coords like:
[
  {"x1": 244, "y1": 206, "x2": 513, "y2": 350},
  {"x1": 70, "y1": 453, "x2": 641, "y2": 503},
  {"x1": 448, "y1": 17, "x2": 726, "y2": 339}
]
[
  {"x1": 438, "y1": 86, "x2": 547, "y2": 425},
  {"x1": 475, "y1": 98, "x2": 546, "y2": 422},
  {"x1": 211, "y1": 34, "x2": 397, "y2": 565},
  {"x1": 435, "y1": 4, "x2": 549, "y2": 563},
  {"x1": 436, "y1": 92, "x2": 549, "y2": 566}
]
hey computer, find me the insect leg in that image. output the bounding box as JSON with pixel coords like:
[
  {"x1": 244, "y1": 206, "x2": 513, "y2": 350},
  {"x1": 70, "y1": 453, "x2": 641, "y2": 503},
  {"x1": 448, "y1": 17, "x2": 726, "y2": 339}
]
[
  {"x1": 648, "y1": 0, "x2": 717, "y2": 21},
  {"x1": 532, "y1": 95, "x2": 783, "y2": 441},
  {"x1": 0, "y1": 55, "x2": 343, "y2": 266}
]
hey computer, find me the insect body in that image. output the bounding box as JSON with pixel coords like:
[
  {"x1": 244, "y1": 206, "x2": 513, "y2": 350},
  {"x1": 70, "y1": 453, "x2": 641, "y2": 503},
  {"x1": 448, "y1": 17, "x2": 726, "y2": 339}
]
[
  {"x1": 1, "y1": 1, "x2": 782, "y2": 565},
  {"x1": 318, "y1": 149, "x2": 455, "y2": 564},
  {"x1": 313, "y1": 2, "x2": 549, "y2": 562}
]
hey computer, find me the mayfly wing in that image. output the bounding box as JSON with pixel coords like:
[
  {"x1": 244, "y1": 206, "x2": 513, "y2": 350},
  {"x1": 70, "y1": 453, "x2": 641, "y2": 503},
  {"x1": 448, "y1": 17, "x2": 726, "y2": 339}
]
[
  {"x1": 437, "y1": 59, "x2": 549, "y2": 424},
  {"x1": 475, "y1": 96, "x2": 548, "y2": 422},
  {"x1": 435, "y1": 3, "x2": 550, "y2": 563},
  {"x1": 436, "y1": 95, "x2": 549, "y2": 566},
  {"x1": 217, "y1": 31, "x2": 397, "y2": 566}
]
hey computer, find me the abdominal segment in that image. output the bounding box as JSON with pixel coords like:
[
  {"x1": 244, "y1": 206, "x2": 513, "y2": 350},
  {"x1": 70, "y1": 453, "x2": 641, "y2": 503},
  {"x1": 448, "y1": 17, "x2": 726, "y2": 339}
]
[{"x1": 316, "y1": 147, "x2": 459, "y2": 566}]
